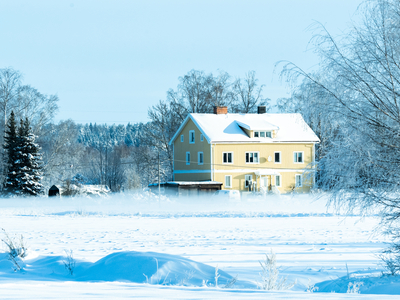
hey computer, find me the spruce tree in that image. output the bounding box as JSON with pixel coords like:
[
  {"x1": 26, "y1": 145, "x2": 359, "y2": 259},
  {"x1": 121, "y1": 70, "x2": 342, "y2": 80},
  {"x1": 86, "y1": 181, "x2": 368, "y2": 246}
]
[
  {"x1": 4, "y1": 111, "x2": 21, "y2": 194},
  {"x1": 18, "y1": 118, "x2": 44, "y2": 196}
]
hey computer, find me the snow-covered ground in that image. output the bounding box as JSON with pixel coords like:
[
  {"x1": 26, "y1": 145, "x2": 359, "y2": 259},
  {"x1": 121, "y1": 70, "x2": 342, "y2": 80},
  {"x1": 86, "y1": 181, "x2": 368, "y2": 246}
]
[{"x1": 0, "y1": 192, "x2": 397, "y2": 299}]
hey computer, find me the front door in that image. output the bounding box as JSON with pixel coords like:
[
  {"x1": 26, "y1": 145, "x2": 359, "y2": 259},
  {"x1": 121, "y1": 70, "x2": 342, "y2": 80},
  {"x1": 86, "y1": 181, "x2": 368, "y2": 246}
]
[{"x1": 261, "y1": 176, "x2": 268, "y2": 189}]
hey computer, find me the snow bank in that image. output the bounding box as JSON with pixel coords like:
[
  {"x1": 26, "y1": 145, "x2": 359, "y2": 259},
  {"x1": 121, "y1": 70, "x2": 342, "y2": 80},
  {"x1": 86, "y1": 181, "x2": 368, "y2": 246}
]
[
  {"x1": 0, "y1": 250, "x2": 248, "y2": 288},
  {"x1": 315, "y1": 271, "x2": 400, "y2": 295}
]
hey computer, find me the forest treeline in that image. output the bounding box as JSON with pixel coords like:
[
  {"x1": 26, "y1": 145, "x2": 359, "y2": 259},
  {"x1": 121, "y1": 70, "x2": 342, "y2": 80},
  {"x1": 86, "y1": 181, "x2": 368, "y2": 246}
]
[{"x1": 0, "y1": 68, "x2": 270, "y2": 192}]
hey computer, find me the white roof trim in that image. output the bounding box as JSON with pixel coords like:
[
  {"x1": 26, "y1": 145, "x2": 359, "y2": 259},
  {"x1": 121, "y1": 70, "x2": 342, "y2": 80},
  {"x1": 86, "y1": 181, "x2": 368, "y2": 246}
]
[
  {"x1": 168, "y1": 114, "x2": 211, "y2": 145},
  {"x1": 169, "y1": 115, "x2": 190, "y2": 146}
]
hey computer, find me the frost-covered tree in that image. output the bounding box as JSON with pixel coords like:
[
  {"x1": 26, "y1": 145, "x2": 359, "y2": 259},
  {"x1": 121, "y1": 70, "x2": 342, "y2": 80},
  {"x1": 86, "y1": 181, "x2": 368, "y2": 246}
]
[
  {"x1": 16, "y1": 118, "x2": 44, "y2": 196},
  {"x1": 0, "y1": 68, "x2": 21, "y2": 128},
  {"x1": 3, "y1": 115, "x2": 44, "y2": 195},
  {"x1": 278, "y1": 0, "x2": 400, "y2": 270},
  {"x1": 231, "y1": 71, "x2": 270, "y2": 113},
  {"x1": 3, "y1": 111, "x2": 20, "y2": 194},
  {"x1": 279, "y1": 0, "x2": 400, "y2": 211}
]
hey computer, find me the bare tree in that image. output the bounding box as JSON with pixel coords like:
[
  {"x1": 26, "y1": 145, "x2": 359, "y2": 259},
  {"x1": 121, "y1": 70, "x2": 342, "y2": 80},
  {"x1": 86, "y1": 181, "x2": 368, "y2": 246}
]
[
  {"x1": 14, "y1": 85, "x2": 58, "y2": 135},
  {"x1": 231, "y1": 71, "x2": 270, "y2": 113},
  {"x1": 279, "y1": 0, "x2": 400, "y2": 221},
  {"x1": 0, "y1": 68, "x2": 21, "y2": 127},
  {"x1": 209, "y1": 71, "x2": 234, "y2": 107},
  {"x1": 38, "y1": 120, "x2": 84, "y2": 188}
]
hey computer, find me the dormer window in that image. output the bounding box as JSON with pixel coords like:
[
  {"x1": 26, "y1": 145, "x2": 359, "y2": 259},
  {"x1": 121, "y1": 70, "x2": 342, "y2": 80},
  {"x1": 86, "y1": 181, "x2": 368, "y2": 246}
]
[{"x1": 254, "y1": 131, "x2": 272, "y2": 138}]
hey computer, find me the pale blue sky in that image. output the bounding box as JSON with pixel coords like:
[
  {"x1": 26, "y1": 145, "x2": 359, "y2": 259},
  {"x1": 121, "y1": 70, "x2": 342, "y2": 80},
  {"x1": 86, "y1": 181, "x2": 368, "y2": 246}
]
[{"x1": 0, "y1": 0, "x2": 362, "y2": 124}]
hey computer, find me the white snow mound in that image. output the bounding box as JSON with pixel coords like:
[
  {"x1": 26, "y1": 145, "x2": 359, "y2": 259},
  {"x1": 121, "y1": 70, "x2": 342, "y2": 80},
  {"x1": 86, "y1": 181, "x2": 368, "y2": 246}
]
[{"x1": 0, "y1": 251, "x2": 241, "y2": 288}]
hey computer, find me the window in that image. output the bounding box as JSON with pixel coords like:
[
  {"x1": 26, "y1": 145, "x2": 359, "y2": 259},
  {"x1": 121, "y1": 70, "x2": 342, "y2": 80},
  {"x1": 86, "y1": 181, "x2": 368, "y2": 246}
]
[
  {"x1": 186, "y1": 152, "x2": 190, "y2": 165},
  {"x1": 225, "y1": 175, "x2": 232, "y2": 188},
  {"x1": 295, "y1": 174, "x2": 302, "y2": 187},
  {"x1": 274, "y1": 152, "x2": 281, "y2": 164},
  {"x1": 245, "y1": 175, "x2": 252, "y2": 188},
  {"x1": 198, "y1": 152, "x2": 203, "y2": 165},
  {"x1": 294, "y1": 152, "x2": 304, "y2": 163},
  {"x1": 223, "y1": 152, "x2": 233, "y2": 164},
  {"x1": 189, "y1": 130, "x2": 195, "y2": 144},
  {"x1": 200, "y1": 134, "x2": 204, "y2": 141},
  {"x1": 246, "y1": 152, "x2": 259, "y2": 164},
  {"x1": 254, "y1": 131, "x2": 272, "y2": 138},
  {"x1": 275, "y1": 175, "x2": 281, "y2": 187},
  {"x1": 181, "y1": 135, "x2": 184, "y2": 142}
]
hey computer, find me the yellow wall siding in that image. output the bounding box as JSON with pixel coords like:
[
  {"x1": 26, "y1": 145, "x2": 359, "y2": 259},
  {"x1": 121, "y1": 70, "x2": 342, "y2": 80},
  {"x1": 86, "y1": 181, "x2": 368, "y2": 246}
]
[
  {"x1": 214, "y1": 171, "x2": 312, "y2": 193},
  {"x1": 213, "y1": 143, "x2": 313, "y2": 170},
  {"x1": 174, "y1": 172, "x2": 212, "y2": 181},
  {"x1": 212, "y1": 143, "x2": 314, "y2": 193},
  {"x1": 173, "y1": 119, "x2": 211, "y2": 173}
]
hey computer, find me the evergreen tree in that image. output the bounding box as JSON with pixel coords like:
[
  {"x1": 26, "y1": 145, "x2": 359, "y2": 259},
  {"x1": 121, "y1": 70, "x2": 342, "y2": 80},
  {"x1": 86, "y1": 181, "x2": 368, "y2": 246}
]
[
  {"x1": 3, "y1": 111, "x2": 21, "y2": 194},
  {"x1": 18, "y1": 118, "x2": 44, "y2": 196}
]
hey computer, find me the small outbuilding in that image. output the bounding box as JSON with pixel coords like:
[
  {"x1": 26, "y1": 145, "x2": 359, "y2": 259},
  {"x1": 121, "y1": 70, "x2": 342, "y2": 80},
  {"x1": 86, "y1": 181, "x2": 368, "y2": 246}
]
[{"x1": 48, "y1": 185, "x2": 60, "y2": 197}]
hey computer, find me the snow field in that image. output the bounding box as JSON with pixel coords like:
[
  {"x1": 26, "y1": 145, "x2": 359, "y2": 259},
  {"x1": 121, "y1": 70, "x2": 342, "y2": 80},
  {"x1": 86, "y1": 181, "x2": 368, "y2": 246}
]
[{"x1": 0, "y1": 193, "x2": 395, "y2": 298}]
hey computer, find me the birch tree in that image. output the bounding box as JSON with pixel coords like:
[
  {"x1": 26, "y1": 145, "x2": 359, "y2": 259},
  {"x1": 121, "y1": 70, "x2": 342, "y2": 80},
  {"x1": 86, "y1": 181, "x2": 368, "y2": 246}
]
[{"x1": 279, "y1": 0, "x2": 400, "y2": 220}]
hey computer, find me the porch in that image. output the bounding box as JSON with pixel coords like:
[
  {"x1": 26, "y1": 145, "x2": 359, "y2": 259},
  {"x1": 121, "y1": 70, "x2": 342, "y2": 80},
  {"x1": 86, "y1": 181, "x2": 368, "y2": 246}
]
[{"x1": 251, "y1": 169, "x2": 281, "y2": 194}]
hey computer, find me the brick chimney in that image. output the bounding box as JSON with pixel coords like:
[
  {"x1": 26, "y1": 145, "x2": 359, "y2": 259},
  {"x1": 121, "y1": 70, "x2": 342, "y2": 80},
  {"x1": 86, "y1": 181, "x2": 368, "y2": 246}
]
[
  {"x1": 213, "y1": 106, "x2": 228, "y2": 114},
  {"x1": 258, "y1": 105, "x2": 267, "y2": 114}
]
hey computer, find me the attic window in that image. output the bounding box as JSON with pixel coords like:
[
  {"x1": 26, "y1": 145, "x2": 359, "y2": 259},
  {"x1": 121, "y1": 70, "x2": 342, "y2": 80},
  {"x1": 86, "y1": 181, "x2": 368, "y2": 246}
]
[
  {"x1": 189, "y1": 130, "x2": 195, "y2": 144},
  {"x1": 254, "y1": 131, "x2": 272, "y2": 138}
]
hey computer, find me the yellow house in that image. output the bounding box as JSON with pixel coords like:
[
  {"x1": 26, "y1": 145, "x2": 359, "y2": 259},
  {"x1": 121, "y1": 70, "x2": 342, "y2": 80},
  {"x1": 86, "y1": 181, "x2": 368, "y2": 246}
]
[{"x1": 169, "y1": 106, "x2": 320, "y2": 194}]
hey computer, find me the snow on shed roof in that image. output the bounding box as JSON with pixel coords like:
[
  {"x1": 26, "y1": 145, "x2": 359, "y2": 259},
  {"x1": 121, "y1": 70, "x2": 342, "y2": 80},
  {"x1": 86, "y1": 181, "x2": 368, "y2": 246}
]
[{"x1": 169, "y1": 113, "x2": 320, "y2": 144}]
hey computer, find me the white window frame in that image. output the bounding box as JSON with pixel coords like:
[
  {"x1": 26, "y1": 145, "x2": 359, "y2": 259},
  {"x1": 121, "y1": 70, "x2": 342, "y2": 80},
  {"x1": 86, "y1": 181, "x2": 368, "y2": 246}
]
[
  {"x1": 295, "y1": 174, "x2": 302, "y2": 187},
  {"x1": 245, "y1": 175, "x2": 252, "y2": 188},
  {"x1": 245, "y1": 151, "x2": 260, "y2": 164},
  {"x1": 293, "y1": 151, "x2": 304, "y2": 164},
  {"x1": 186, "y1": 152, "x2": 191, "y2": 165},
  {"x1": 275, "y1": 175, "x2": 281, "y2": 187},
  {"x1": 189, "y1": 130, "x2": 195, "y2": 144},
  {"x1": 222, "y1": 152, "x2": 234, "y2": 164},
  {"x1": 274, "y1": 151, "x2": 281, "y2": 164},
  {"x1": 198, "y1": 152, "x2": 204, "y2": 165},
  {"x1": 225, "y1": 175, "x2": 232, "y2": 188},
  {"x1": 200, "y1": 134, "x2": 204, "y2": 142},
  {"x1": 180, "y1": 135, "x2": 184, "y2": 142},
  {"x1": 254, "y1": 131, "x2": 272, "y2": 138}
]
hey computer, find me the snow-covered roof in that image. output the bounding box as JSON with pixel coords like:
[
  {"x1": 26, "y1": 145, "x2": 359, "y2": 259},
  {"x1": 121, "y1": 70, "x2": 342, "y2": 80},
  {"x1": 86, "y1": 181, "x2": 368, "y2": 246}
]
[{"x1": 169, "y1": 113, "x2": 320, "y2": 144}]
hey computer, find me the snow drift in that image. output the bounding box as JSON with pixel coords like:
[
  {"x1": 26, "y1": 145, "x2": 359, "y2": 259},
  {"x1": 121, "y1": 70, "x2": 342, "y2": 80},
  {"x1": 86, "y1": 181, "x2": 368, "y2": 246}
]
[{"x1": 0, "y1": 250, "x2": 247, "y2": 288}]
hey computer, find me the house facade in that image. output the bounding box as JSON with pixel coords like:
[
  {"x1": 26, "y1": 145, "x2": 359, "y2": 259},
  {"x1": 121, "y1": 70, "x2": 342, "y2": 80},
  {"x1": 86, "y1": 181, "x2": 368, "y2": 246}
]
[{"x1": 169, "y1": 106, "x2": 320, "y2": 194}]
